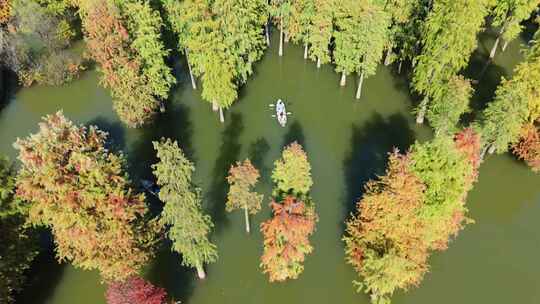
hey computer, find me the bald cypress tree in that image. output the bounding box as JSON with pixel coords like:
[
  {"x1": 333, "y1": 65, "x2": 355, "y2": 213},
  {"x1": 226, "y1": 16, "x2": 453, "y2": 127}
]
[
  {"x1": 81, "y1": 0, "x2": 174, "y2": 127},
  {"x1": 334, "y1": 0, "x2": 390, "y2": 97},
  {"x1": 479, "y1": 26, "x2": 540, "y2": 155},
  {"x1": 152, "y1": 139, "x2": 218, "y2": 279},
  {"x1": 489, "y1": 0, "x2": 539, "y2": 59},
  {"x1": 412, "y1": 0, "x2": 490, "y2": 124},
  {"x1": 307, "y1": 0, "x2": 334, "y2": 68}
]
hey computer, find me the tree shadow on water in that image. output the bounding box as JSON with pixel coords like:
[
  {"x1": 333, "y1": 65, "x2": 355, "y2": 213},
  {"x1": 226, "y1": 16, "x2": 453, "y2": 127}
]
[
  {"x1": 342, "y1": 113, "x2": 415, "y2": 230},
  {"x1": 15, "y1": 232, "x2": 66, "y2": 304},
  {"x1": 146, "y1": 242, "x2": 195, "y2": 304},
  {"x1": 0, "y1": 69, "x2": 19, "y2": 113},
  {"x1": 87, "y1": 117, "x2": 126, "y2": 153},
  {"x1": 282, "y1": 120, "x2": 305, "y2": 148},
  {"x1": 206, "y1": 113, "x2": 243, "y2": 234},
  {"x1": 247, "y1": 137, "x2": 271, "y2": 180}
]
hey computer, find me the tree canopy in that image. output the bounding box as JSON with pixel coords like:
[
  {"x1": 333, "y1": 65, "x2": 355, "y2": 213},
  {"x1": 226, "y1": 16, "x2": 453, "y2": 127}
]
[
  {"x1": 14, "y1": 112, "x2": 158, "y2": 281},
  {"x1": 152, "y1": 138, "x2": 218, "y2": 279}
]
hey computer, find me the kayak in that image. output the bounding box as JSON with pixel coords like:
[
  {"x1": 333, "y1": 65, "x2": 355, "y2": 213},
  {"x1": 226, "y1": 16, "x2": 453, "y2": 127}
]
[{"x1": 276, "y1": 99, "x2": 287, "y2": 127}]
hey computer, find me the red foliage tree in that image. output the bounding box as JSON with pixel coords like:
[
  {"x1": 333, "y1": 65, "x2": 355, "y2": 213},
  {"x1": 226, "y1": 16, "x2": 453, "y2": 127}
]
[
  {"x1": 454, "y1": 127, "x2": 481, "y2": 186},
  {"x1": 260, "y1": 196, "x2": 316, "y2": 282},
  {"x1": 106, "y1": 276, "x2": 167, "y2": 304},
  {"x1": 512, "y1": 123, "x2": 540, "y2": 172}
]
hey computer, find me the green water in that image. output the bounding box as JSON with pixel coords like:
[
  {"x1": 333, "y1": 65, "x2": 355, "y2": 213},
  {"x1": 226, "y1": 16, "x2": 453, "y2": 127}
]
[{"x1": 2, "y1": 30, "x2": 539, "y2": 304}]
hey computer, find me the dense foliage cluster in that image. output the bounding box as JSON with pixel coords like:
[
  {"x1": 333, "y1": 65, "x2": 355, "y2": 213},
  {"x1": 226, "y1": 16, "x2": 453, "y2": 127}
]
[
  {"x1": 152, "y1": 139, "x2": 218, "y2": 279},
  {"x1": 479, "y1": 28, "x2": 540, "y2": 154},
  {"x1": 0, "y1": 156, "x2": 37, "y2": 304},
  {"x1": 345, "y1": 129, "x2": 481, "y2": 302},
  {"x1": 106, "y1": 276, "x2": 168, "y2": 304},
  {"x1": 0, "y1": 0, "x2": 83, "y2": 86},
  {"x1": 513, "y1": 124, "x2": 540, "y2": 172},
  {"x1": 262, "y1": 142, "x2": 316, "y2": 281},
  {"x1": 81, "y1": 0, "x2": 174, "y2": 127},
  {"x1": 226, "y1": 159, "x2": 263, "y2": 233},
  {"x1": 413, "y1": 0, "x2": 490, "y2": 123},
  {"x1": 260, "y1": 196, "x2": 316, "y2": 282},
  {"x1": 14, "y1": 112, "x2": 157, "y2": 281},
  {"x1": 271, "y1": 141, "x2": 313, "y2": 196},
  {"x1": 344, "y1": 151, "x2": 428, "y2": 303}
]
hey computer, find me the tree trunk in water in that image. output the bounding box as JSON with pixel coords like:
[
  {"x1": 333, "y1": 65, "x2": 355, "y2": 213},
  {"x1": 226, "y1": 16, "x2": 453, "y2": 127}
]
[
  {"x1": 265, "y1": 21, "x2": 270, "y2": 46},
  {"x1": 488, "y1": 144, "x2": 496, "y2": 154},
  {"x1": 279, "y1": 20, "x2": 283, "y2": 57},
  {"x1": 316, "y1": 57, "x2": 321, "y2": 68},
  {"x1": 502, "y1": 40, "x2": 509, "y2": 52},
  {"x1": 284, "y1": 32, "x2": 290, "y2": 43},
  {"x1": 398, "y1": 60, "x2": 403, "y2": 74},
  {"x1": 303, "y1": 43, "x2": 308, "y2": 59},
  {"x1": 196, "y1": 263, "x2": 206, "y2": 279},
  {"x1": 340, "y1": 72, "x2": 346, "y2": 86},
  {"x1": 355, "y1": 71, "x2": 364, "y2": 100},
  {"x1": 384, "y1": 49, "x2": 393, "y2": 66},
  {"x1": 212, "y1": 102, "x2": 218, "y2": 112},
  {"x1": 489, "y1": 36, "x2": 501, "y2": 59},
  {"x1": 185, "y1": 49, "x2": 197, "y2": 90},
  {"x1": 416, "y1": 96, "x2": 429, "y2": 124},
  {"x1": 219, "y1": 107, "x2": 225, "y2": 123},
  {"x1": 244, "y1": 206, "x2": 250, "y2": 234}
]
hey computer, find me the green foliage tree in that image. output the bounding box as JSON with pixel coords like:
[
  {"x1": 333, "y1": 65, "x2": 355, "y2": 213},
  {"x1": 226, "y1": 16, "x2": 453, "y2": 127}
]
[
  {"x1": 381, "y1": 0, "x2": 417, "y2": 67},
  {"x1": 489, "y1": 0, "x2": 538, "y2": 59},
  {"x1": 81, "y1": 0, "x2": 174, "y2": 128},
  {"x1": 226, "y1": 159, "x2": 263, "y2": 234},
  {"x1": 409, "y1": 136, "x2": 475, "y2": 250},
  {"x1": 287, "y1": 0, "x2": 316, "y2": 59},
  {"x1": 152, "y1": 139, "x2": 218, "y2": 279},
  {"x1": 164, "y1": 0, "x2": 267, "y2": 123},
  {"x1": 478, "y1": 27, "x2": 540, "y2": 155},
  {"x1": 344, "y1": 151, "x2": 429, "y2": 304},
  {"x1": 270, "y1": 0, "x2": 292, "y2": 56},
  {"x1": 412, "y1": 0, "x2": 490, "y2": 124},
  {"x1": 334, "y1": 0, "x2": 390, "y2": 96},
  {"x1": 271, "y1": 141, "x2": 313, "y2": 196},
  {"x1": 0, "y1": 156, "x2": 38, "y2": 304},
  {"x1": 306, "y1": 0, "x2": 334, "y2": 68},
  {"x1": 14, "y1": 112, "x2": 157, "y2": 281},
  {"x1": 426, "y1": 75, "x2": 474, "y2": 136}
]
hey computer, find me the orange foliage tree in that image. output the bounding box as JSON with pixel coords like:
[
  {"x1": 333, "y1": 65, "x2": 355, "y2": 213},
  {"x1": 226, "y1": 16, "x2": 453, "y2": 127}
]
[
  {"x1": 14, "y1": 112, "x2": 158, "y2": 281},
  {"x1": 343, "y1": 151, "x2": 429, "y2": 303},
  {"x1": 260, "y1": 196, "x2": 316, "y2": 282},
  {"x1": 0, "y1": 0, "x2": 10, "y2": 24},
  {"x1": 226, "y1": 159, "x2": 263, "y2": 233},
  {"x1": 512, "y1": 124, "x2": 540, "y2": 172}
]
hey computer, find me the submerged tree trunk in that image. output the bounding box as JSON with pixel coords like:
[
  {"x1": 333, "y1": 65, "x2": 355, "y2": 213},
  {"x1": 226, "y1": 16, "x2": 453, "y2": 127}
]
[
  {"x1": 502, "y1": 40, "x2": 509, "y2": 52},
  {"x1": 304, "y1": 43, "x2": 308, "y2": 59},
  {"x1": 398, "y1": 60, "x2": 403, "y2": 74},
  {"x1": 488, "y1": 144, "x2": 496, "y2": 154},
  {"x1": 265, "y1": 21, "x2": 270, "y2": 46},
  {"x1": 416, "y1": 96, "x2": 429, "y2": 124},
  {"x1": 279, "y1": 19, "x2": 284, "y2": 57},
  {"x1": 219, "y1": 107, "x2": 224, "y2": 123},
  {"x1": 340, "y1": 72, "x2": 346, "y2": 86},
  {"x1": 384, "y1": 49, "x2": 393, "y2": 66},
  {"x1": 212, "y1": 102, "x2": 218, "y2": 112},
  {"x1": 196, "y1": 263, "x2": 206, "y2": 279},
  {"x1": 244, "y1": 206, "x2": 250, "y2": 234},
  {"x1": 489, "y1": 36, "x2": 501, "y2": 59},
  {"x1": 355, "y1": 71, "x2": 364, "y2": 100},
  {"x1": 316, "y1": 57, "x2": 321, "y2": 68},
  {"x1": 185, "y1": 48, "x2": 197, "y2": 90}
]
